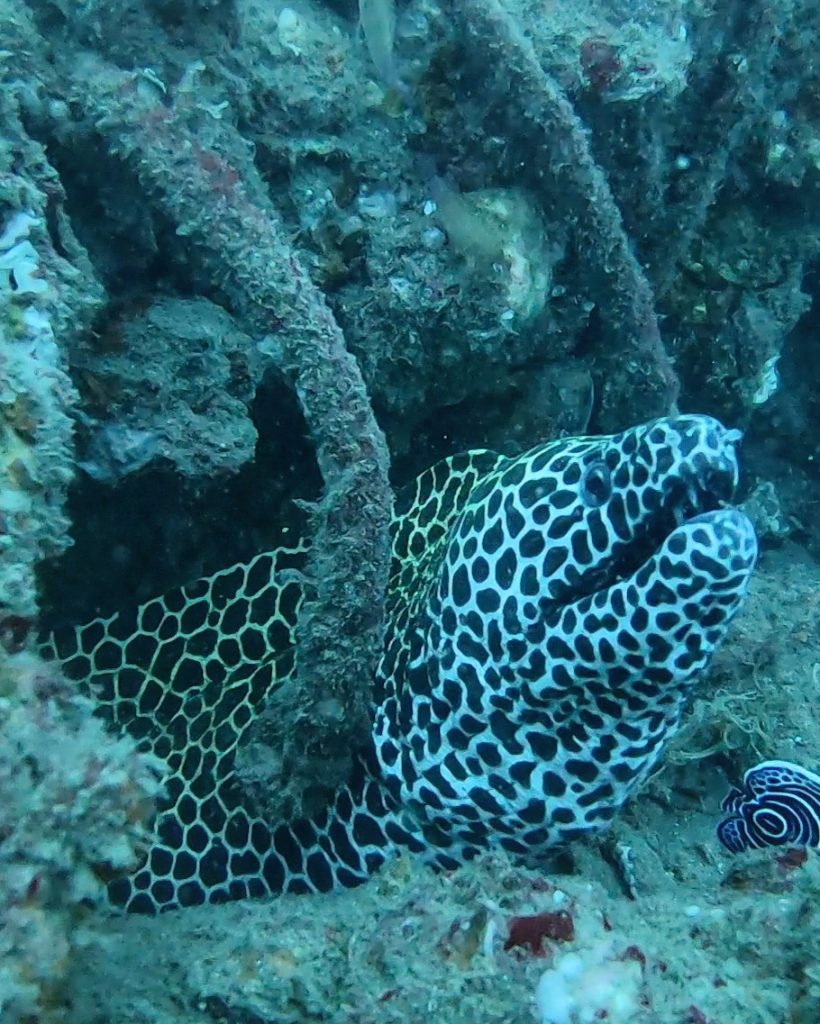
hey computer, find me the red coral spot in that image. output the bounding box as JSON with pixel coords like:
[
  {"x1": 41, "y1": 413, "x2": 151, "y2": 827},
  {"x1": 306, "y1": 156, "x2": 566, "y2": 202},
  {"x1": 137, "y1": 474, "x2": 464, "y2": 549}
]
[
  {"x1": 504, "y1": 910, "x2": 575, "y2": 955},
  {"x1": 193, "y1": 146, "x2": 240, "y2": 194},
  {"x1": 620, "y1": 945, "x2": 646, "y2": 968},
  {"x1": 776, "y1": 847, "x2": 808, "y2": 871},
  {"x1": 580, "y1": 39, "x2": 621, "y2": 92}
]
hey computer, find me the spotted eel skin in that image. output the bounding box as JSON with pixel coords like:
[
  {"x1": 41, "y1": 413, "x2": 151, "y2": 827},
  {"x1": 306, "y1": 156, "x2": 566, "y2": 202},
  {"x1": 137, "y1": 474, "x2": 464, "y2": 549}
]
[{"x1": 42, "y1": 414, "x2": 757, "y2": 913}]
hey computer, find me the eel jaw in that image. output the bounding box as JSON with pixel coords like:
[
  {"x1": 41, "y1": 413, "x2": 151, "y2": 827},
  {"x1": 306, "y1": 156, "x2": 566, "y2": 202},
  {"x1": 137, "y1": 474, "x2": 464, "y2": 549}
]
[
  {"x1": 670, "y1": 463, "x2": 737, "y2": 528},
  {"x1": 597, "y1": 458, "x2": 740, "y2": 599}
]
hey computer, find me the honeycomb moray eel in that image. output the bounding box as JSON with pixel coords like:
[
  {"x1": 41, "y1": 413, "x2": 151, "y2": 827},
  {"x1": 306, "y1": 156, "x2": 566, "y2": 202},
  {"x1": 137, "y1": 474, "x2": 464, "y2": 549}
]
[{"x1": 42, "y1": 415, "x2": 757, "y2": 914}]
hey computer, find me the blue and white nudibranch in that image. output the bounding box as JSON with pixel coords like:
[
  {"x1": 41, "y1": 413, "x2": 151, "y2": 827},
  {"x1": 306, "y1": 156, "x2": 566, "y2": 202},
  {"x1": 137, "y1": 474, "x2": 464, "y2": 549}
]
[{"x1": 717, "y1": 759, "x2": 820, "y2": 852}]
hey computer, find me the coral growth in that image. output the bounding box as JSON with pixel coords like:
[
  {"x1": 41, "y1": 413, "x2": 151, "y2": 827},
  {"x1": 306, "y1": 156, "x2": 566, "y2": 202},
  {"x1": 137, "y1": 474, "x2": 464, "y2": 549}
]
[
  {"x1": 73, "y1": 297, "x2": 263, "y2": 483},
  {"x1": 0, "y1": 0, "x2": 817, "y2": 1016},
  {"x1": 0, "y1": 199, "x2": 73, "y2": 619},
  {"x1": 0, "y1": 649, "x2": 162, "y2": 1023},
  {"x1": 0, "y1": 62, "x2": 104, "y2": 619}
]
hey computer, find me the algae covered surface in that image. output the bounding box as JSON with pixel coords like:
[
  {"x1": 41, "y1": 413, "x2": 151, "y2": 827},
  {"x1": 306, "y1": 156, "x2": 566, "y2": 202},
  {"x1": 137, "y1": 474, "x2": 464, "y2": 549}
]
[
  {"x1": 62, "y1": 840, "x2": 820, "y2": 1024},
  {"x1": 1, "y1": 0, "x2": 819, "y2": 1020}
]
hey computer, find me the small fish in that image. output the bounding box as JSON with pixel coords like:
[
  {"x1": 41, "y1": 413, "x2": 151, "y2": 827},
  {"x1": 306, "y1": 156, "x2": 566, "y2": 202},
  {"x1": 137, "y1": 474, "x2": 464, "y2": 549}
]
[
  {"x1": 359, "y1": 0, "x2": 400, "y2": 91},
  {"x1": 717, "y1": 759, "x2": 820, "y2": 852}
]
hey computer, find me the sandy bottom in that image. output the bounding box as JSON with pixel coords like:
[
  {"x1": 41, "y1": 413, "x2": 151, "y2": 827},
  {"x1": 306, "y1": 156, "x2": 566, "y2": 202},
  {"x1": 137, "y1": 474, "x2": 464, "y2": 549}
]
[{"x1": 63, "y1": 543, "x2": 820, "y2": 1024}]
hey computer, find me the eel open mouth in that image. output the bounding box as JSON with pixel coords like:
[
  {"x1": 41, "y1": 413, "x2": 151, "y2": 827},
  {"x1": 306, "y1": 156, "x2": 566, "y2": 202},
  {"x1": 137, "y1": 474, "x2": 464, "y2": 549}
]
[
  {"x1": 541, "y1": 453, "x2": 742, "y2": 620},
  {"x1": 669, "y1": 463, "x2": 737, "y2": 528},
  {"x1": 609, "y1": 460, "x2": 739, "y2": 588}
]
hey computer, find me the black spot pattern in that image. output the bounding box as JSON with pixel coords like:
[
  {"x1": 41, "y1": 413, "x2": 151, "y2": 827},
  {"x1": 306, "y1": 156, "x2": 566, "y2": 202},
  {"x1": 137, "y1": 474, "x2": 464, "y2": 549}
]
[{"x1": 37, "y1": 417, "x2": 755, "y2": 914}]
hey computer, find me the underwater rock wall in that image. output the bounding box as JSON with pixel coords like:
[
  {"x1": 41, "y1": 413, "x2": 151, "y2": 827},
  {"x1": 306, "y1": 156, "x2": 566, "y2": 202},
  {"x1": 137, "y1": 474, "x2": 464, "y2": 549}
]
[
  {"x1": 0, "y1": 84, "x2": 101, "y2": 621},
  {"x1": 4, "y1": 0, "x2": 815, "y2": 561},
  {"x1": 0, "y1": 649, "x2": 163, "y2": 1022},
  {"x1": 0, "y1": 0, "x2": 818, "y2": 1020}
]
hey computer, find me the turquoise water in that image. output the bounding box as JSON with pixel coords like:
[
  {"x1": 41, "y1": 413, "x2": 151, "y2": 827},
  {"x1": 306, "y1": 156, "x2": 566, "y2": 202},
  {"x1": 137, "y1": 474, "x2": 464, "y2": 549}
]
[{"x1": 1, "y1": 1, "x2": 817, "y2": 1021}]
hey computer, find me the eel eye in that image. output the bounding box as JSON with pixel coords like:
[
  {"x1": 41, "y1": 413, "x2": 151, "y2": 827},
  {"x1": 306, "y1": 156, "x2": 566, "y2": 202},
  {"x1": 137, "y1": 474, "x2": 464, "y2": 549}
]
[{"x1": 581, "y1": 461, "x2": 612, "y2": 507}]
